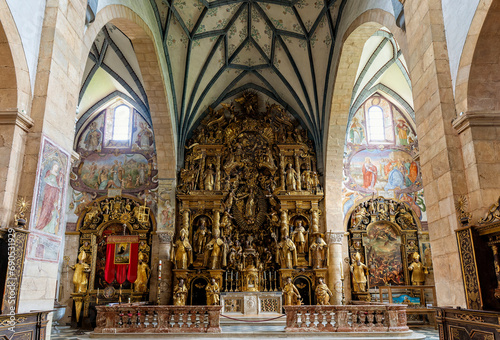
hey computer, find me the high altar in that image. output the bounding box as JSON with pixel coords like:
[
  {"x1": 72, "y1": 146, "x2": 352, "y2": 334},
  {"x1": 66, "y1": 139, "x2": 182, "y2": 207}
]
[{"x1": 172, "y1": 91, "x2": 327, "y2": 309}]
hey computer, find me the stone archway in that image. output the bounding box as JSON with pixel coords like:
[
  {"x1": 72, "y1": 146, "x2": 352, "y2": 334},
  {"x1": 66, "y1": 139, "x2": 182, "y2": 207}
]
[{"x1": 81, "y1": 5, "x2": 177, "y2": 180}]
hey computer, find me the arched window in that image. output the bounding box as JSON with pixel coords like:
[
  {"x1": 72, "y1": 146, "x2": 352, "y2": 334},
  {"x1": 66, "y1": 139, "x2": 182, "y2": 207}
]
[
  {"x1": 112, "y1": 105, "x2": 131, "y2": 140},
  {"x1": 367, "y1": 105, "x2": 385, "y2": 142}
]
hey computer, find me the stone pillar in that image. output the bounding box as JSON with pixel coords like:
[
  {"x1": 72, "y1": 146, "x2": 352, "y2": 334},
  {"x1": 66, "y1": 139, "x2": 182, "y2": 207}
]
[
  {"x1": 403, "y1": 0, "x2": 468, "y2": 307},
  {"x1": 327, "y1": 232, "x2": 344, "y2": 305},
  {"x1": 0, "y1": 111, "x2": 33, "y2": 226}
]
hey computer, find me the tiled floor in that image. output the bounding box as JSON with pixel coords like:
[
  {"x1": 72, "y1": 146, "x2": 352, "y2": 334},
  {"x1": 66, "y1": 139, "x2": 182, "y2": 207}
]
[{"x1": 51, "y1": 325, "x2": 439, "y2": 339}]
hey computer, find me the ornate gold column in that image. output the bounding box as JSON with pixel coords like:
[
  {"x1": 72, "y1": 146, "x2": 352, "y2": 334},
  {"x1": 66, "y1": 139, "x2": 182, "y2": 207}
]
[
  {"x1": 215, "y1": 154, "x2": 221, "y2": 190},
  {"x1": 213, "y1": 210, "x2": 220, "y2": 235},
  {"x1": 279, "y1": 153, "x2": 285, "y2": 190},
  {"x1": 327, "y1": 231, "x2": 345, "y2": 305},
  {"x1": 280, "y1": 209, "x2": 289, "y2": 237},
  {"x1": 180, "y1": 208, "x2": 190, "y2": 231},
  {"x1": 294, "y1": 150, "x2": 301, "y2": 189}
]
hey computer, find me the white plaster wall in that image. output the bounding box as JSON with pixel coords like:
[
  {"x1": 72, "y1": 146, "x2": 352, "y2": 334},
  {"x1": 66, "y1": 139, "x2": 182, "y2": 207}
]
[
  {"x1": 6, "y1": 0, "x2": 45, "y2": 94},
  {"x1": 441, "y1": 0, "x2": 480, "y2": 92}
]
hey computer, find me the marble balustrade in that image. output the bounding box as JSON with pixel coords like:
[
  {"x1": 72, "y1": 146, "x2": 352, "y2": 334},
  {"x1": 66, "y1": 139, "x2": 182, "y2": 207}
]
[
  {"x1": 94, "y1": 305, "x2": 222, "y2": 333},
  {"x1": 283, "y1": 304, "x2": 409, "y2": 332}
]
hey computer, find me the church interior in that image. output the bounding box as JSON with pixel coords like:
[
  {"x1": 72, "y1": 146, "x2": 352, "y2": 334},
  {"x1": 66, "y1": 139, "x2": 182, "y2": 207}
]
[{"x1": 1, "y1": 0, "x2": 500, "y2": 339}]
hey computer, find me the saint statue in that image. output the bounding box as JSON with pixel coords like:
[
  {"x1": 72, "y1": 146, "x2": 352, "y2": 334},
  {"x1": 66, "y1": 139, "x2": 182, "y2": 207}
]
[
  {"x1": 315, "y1": 278, "x2": 333, "y2": 305},
  {"x1": 171, "y1": 228, "x2": 193, "y2": 269},
  {"x1": 282, "y1": 277, "x2": 301, "y2": 305},
  {"x1": 309, "y1": 235, "x2": 328, "y2": 269},
  {"x1": 291, "y1": 219, "x2": 308, "y2": 254},
  {"x1": 173, "y1": 278, "x2": 188, "y2": 306},
  {"x1": 203, "y1": 163, "x2": 216, "y2": 190},
  {"x1": 408, "y1": 252, "x2": 428, "y2": 285},
  {"x1": 350, "y1": 252, "x2": 369, "y2": 292},
  {"x1": 71, "y1": 250, "x2": 91, "y2": 293},
  {"x1": 205, "y1": 278, "x2": 220, "y2": 305},
  {"x1": 193, "y1": 217, "x2": 209, "y2": 254},
  {"x1": 203, "y1": 230, "x2": 227, "y2": 269},
  {"x1": 277, "y1": 235, "x2": 297, "y2": 269},
  {"x1": 134, "y1": 252, "x2": 150, "y2": 293},
  {"x1": 285, "y1": 163, "x2": 299, "y2": 191}
]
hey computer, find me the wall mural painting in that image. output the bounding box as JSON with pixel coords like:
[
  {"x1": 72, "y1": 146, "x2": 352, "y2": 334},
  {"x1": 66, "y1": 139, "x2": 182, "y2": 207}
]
[
  {"x1": 31, "y1": 136, "x2": 71, "y2": 237},
  {"x1": 26, "y1": 232, "x2": 62, "y2": 263},
  {"x1": 79, "y1": 114, "x2": 105, "y2": 152},
  {"x1": 364, "y1": 222, "x2": 404, "y2": 287},
  {"x1": 342, "y1": 94, "x2": 427, "y2": 223},
  {"x1": 157, "y1": 179, "x2": 175, "y2": 233}
]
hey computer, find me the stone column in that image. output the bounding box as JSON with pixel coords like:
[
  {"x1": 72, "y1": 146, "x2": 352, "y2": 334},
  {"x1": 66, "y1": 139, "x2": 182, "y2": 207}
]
[{"x1": 327, "y1": 232, "x2": 344, "y2": 305}]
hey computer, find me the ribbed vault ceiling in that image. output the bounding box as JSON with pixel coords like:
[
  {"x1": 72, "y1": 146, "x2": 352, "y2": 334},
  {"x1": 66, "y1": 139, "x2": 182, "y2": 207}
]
[{"x1": 150, "y1": 0, "x2": 346, "y2": 152}]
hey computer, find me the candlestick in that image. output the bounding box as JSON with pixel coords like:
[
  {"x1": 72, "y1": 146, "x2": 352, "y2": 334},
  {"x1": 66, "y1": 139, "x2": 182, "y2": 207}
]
[
  {"x1": 235, "y1": 272, "x2": 239, "y2": 292},
  {"x1": 96, "y1": 288, "x2": 100, "y2": 304}
]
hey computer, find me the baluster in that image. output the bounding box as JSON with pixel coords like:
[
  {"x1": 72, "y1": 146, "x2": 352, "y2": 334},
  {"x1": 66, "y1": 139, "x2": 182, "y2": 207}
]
[
  {"x1": 359, "y1": 311, "x2": 367, "y2": 327},
  {"x1": 182, "y1": 310, "x2": 189, "y2": 328},
  {"x1": 136, "y1": 311, "x2": 141, "y2": 328},
  {"x1": 172, "y1": 310, "x2": 180, "y2": 328},
  {"x1": 144, "y1": 312, "x2": 150, "y2": 328},
  {"x1": 367, "y1": 310, "x2": 374, "y2": 327},
  {"x1": 316, "y1": 309, "x2": 324, "y2": 330},
  {"x1": 190, "y1": 309, "x2": 197, "y2": 328},
  {"x1": 308, "y1": 308, "x2": 316, "y2": 328},
  {"x1": 118, "y1": 312, "x2": 124, "y2": 328},
  {"x1": 127, "y1": 311, "x2": 133, "y2": 327}
]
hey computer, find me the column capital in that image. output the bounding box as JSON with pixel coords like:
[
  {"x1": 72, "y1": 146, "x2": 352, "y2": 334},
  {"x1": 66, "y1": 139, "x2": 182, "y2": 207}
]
[
  {"x1": 0, "y1": 109, "x2": 34, "y2": 132},
  {"x1": 452, "y1": 111, "x2": 500, "y2": 134},
  {"x1": 326, "y1": 231, "x2": 345, "y2": 244}
]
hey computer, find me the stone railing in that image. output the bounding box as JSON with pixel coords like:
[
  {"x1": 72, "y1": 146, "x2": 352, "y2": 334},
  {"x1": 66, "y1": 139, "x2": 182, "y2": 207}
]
[
  {"x1": 94, "y1": 305, "x2": 222, "y2": 333},
  {"x1": 283, "y1": 304, "x2": 409, "y2": 332}
]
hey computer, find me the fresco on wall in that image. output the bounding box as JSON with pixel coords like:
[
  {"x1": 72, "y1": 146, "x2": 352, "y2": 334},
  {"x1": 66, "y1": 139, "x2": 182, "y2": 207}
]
[
  {"x1": 157, "y1": 179, "x2": 175, "y2": 233},
  {"x1": 67, "y1": 106, "x2": 159, "y2": 227},
  {"x1": 31, "y1": 136, "x2": 71, "y2": 237},
  {"x1": 342, "y1": 94, "x2": 427, "y2": 223},
  {"x1": 27, "y1": 232, "x2": 61, "y2": 263},
  {"x1": 364, "y1": 222, "x2": 404, "y2": 287}
]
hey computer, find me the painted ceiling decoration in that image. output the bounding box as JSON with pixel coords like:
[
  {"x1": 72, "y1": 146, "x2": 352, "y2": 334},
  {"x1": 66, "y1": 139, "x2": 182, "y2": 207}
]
[{"x1": 149, "y1": 0, "x2": 347, "y2": 157}]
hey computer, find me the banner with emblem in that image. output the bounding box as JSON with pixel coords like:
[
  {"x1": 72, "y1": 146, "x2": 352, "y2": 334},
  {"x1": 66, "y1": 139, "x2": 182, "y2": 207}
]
[{"x1": 105, "y1": 235, "x2": 139, "y2": 284}]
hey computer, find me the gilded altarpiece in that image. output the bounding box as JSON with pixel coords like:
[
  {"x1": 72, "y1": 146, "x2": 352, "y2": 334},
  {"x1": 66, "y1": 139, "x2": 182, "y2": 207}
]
[
  {"x1": 71, "y1": 195, "x2": 155, "y2": 322},
  {"x1": 173, "y1": 93, "x2": 326, "y2": 306},
  {"x1": 347, "y1": 196, "x2": 431, "y2": 300}
]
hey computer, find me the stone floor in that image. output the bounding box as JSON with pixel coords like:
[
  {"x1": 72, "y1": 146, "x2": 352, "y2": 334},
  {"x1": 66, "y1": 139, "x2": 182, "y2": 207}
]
[{"x1": 51, "y1": 325, "x2": 439, "y2": 340}]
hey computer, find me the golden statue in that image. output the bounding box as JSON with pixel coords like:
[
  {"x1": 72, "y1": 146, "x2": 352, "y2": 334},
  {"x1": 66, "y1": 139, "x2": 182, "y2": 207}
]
[
  {"x1": 408, "y1": 252, "x2": 428, "y2": 285},
  {"x1": 193, "y1": 217, "x2": 209, "y2": 254},
  {"x1": 285, "y1": 163, "x2": 298, "y2": 191},
  {"x1": 203, "y1": 230, "x2": 227, "y2": 269},
  {"x1": 301, "y1": 168, "x2": 312, "y2": 191},
  {"x1": 277, "y1": 235, "x2": 297, "y2": 268},
  {"x1": 173, "y1": 278, "x2": 188, "y2": 306},
  {"x1": 205, "y1": 278, "x2": 220, "y2": 305},
  {"x1": 315, "y1": 278, "x2": 333, "y2": 305},
  {"x1": 70, "y1": 250, "x2": 90, "y2": 293},
  {"x1": 350, "y1": 252, "x2": 369, "y2": 292},
  {"x1": 282, "y1": 277, "x2": 301, "y2": 305},
  {"x1": 291, "y1": 219, "x2": 308, "y2": 254},
  {"x1": 171, "y1": 228, "x2": 193, "y2": 269},
  {"x1": 134, "y1": 253, "x2": 150, "y2": 293},
  {"x1": 203, "y1": 163, "x2": 216, "y2": 190},
  {"x1": 309, "y1": 234, "x2": 328, "y2": 269}
]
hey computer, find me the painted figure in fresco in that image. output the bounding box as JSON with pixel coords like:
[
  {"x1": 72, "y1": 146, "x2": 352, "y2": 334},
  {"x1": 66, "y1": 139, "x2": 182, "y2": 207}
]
[
  {"x1": 173, "y1": 278, "x2": 188, "y2": 306},
  {"x1": 351, "y1": 252, "x2": 369, "y2": 292},
  {"x1": 277, "y1": 235, "x2": 297, "y2": 269},
  {"x1": 171, "y1": 228, "x2": 193, "y2": 269},
  {"x1": 70, "y1": 250, "x2": 91, "y2": 293},
  {"x1": 285, "y1": 163, "x2": 299, "y2": 191},
  {"x1": 408, "y1": 252, "x2": 428, "y2": 285},
  {"x1": 291, "y1": 219, "x2": 308, "y2": 254},
  {"x1": 83, "y1": 121, "x2": 102, "y2": 151},
  {"x1": 384, "y1": 159, "x2": 405, "y2": 191},
  {"x1": 193, "y1": 217, "x2": 210, "y2": 254},
  {"x1": 136, "y1": 122, "x2": 154, "y2": 150},
  {"x1": 309, "y1": 235, "x2": 328, "y2": 269},
  {"x1": 395, "y1": 119, "x2": 410, "y2": 146},
  {"x1": 361, "y1": 157, "x2": 377, "y2": 190},
  {"x1": 349, "y1": 118, "x2": 365, "y2": 144},
  {"x1": 134, "y1": 252, "x2": 150, "y2": 293},
  {"x1": 282, "y1": 277, "x2": 301, "y2": 305},
  {"x1": 36, "y1": 161, "x2": 64, "y2": 234},
  {"x1": 315, "y1": 278, "x2": 333, "y2": 305},
  {"x1": 205, "y1": 278, "x2": 220, "y2": 305}
]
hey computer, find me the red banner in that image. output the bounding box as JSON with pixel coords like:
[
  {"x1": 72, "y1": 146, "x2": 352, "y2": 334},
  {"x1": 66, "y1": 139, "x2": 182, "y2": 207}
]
[{"x1": 105, "y1": 235, "x2": 139, "y2": 284}]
